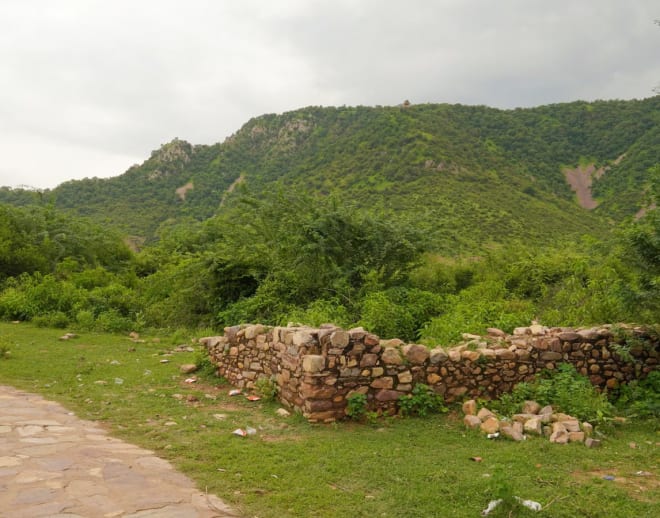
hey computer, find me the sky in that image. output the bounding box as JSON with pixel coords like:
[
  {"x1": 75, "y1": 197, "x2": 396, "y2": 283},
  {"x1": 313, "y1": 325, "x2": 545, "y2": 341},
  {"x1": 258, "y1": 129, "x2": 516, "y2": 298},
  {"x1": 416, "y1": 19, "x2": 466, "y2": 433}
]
[{"x1": 1, "y1": 0, "x2": 658, "y2": 190}]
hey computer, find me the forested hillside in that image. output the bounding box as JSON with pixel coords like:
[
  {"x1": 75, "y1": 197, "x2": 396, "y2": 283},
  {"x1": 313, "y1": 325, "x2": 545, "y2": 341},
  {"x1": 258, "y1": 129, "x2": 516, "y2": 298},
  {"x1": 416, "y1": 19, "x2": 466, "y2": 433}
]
[
  {"x1": 1, "y1": 98, "x2": 657, "y2": 250},
  {"x1": 0, "y1": 98, "x2": 658, "y2": 340}
]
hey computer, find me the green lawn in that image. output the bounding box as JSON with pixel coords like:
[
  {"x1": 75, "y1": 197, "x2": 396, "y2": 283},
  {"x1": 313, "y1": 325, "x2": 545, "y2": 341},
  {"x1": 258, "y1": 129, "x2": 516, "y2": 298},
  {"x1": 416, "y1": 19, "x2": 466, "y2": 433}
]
[{"x1": 0, "y1": 323, "x2": 658, "y2": 517}]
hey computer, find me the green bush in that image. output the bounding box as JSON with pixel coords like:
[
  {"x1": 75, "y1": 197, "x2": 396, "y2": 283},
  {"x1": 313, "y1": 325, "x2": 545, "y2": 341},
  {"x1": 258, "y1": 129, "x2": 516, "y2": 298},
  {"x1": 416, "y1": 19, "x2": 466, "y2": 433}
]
[
  {"x1": 254, "y1": 377, "x2": 279, "y2": 402},
  {"x1": 75, "y1": 310, "x2": 96, "y2": 331},
  {"x1": 95, "y1": 310, "x2": 133, "y2": 333},
  {"x1": 615, "y1": 371, "x2": 660, "y2": 418},
  {"x1": 346, "y1": 392, "x2": 368, "y2": 419},
  {"x1": 32, "y1": 311, "x2": 70, "y2": 329},
  {"x1": 491, "y1": 364, "x2": 613, "y2": 424},
  {"x1": 398, "y1": 384, "x2": 447, "y2": 417}
]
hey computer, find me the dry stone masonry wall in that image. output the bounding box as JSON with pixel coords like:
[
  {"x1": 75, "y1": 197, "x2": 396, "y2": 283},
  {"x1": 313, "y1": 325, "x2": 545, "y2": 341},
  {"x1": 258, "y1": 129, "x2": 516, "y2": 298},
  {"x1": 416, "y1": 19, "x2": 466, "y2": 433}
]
[{"x1": 201, "y1": 323, "x2": 659, "y2": 423}]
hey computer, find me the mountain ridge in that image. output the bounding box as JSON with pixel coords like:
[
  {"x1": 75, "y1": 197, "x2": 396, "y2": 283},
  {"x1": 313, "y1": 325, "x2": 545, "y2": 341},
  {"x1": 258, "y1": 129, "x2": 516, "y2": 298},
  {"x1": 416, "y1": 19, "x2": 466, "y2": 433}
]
[{"x1": 1, "y1": 97, "x2": 658, "y2": 253}]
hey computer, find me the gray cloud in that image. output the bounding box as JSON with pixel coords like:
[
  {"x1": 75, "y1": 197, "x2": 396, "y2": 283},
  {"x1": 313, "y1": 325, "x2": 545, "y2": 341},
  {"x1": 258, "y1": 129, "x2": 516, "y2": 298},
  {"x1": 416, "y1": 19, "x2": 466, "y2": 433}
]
[{"x1": 0, "y1": 0, "x2": 658, "y2": 189}]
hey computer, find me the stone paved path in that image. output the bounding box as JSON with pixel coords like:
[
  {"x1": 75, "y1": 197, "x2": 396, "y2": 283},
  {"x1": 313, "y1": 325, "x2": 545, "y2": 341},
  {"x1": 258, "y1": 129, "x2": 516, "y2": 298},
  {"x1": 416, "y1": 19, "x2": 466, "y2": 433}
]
[{"x1": 0, "y1": 385, "x2": 240, "y2": 517}]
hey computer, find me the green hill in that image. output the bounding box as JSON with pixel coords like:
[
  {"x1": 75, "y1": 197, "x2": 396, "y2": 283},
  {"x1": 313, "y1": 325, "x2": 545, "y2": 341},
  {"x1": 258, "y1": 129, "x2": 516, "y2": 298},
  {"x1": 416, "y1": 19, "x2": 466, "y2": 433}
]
[{"x1": 1, "y1": 98, "x2": 658, "y2": 252}]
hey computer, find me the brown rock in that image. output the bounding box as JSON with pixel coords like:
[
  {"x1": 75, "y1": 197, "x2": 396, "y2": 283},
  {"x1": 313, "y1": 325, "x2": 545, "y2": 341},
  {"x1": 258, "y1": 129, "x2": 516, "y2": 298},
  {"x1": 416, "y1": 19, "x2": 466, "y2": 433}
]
[
  {"x1": 581, "y1": 422, "x2": 593, "y2": 436},
  {"x1": 561, "y1": 420, "x2": 581, "y2": 433},
  {"x1": 524, "y1": 417, "x2": 542, "y2": 435},
  {"x1": 464, "y1": 415, "x2": 482, "y2": 429},
  {"x1": 462, "y1": 399, "x2": 477, "y2": 416},
  {"x1": 558, "y1": 331, "x2": 581, "y2": 342},
  {"x1": 500, "y1": 425, "x2": 525, "y2": 441},
  {"x1": 302, "y1": 355, "x2": 325, "y2": 373},
  {"x1": 487, "y1": 327, "x2": 506, "y2": 338},
  {"x1": 477, "y1": 407, "x2": 496, "y2": 421},
  {"x1": 429, "y1": 347, "x2": 448, "y2": 364},
  {"x1": 495, "y1": 349, "x2": 516, "y2": 360},
  {"x1": 522, "y1": 400, "x2": 541, "y2": 415},
  {"x1": 370, "y1": 377, "x2": 394, "y2": 389},
  {"x1": 585, "y1": 437, "x2": 601, "y2": 448},
  {"x1": 381, "y1": 347, "x2": 403, "y2": 365},
  {"x1": 179, "y1": 364, "x2": 199, "y2": 374},
  {"x1": 569, "y1": 431, "x2": 585, "y2": 443},
  {"x1": 427, "y1": 373, "x2": 441, "y2": 385},
  {"x1": 461, "y1": 350, "x2": 481, "y2": 362},
  {"x1": 403, "y1": 344, "x2": 430, "y2": 365},
  {"x1": 480, "y1": 417, "x2": 500, "y2": 434},
  {"x1": 330, "y1": 330, "x2": 350, "y2": 348},
  {"x1": 360, "y1": 354, "x2": 378, "y2": 367},
  {"x1": 550, "y1": 429, "x2": 569, "y2": 444},
  {"x1": 541, "y1": 352, "x2": 563, "y2": 361},
  {"x1": 512, "y1": 413, "x2": 536, "y2": 423},
  {"x1": 375, "y1": 389, "x2": 402, "y2": 402},
  {"x1": 529, "y1": 324, "x2": 546, "y2": 336}
]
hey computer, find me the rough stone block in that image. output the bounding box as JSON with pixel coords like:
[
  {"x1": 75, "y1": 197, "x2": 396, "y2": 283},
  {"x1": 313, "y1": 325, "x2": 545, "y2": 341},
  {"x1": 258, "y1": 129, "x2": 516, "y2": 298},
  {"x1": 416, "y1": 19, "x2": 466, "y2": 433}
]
[
  {"x1": 540, "y1": 351, "x2": 563, "y2": 361},
  {"x1": 375, "y1": 389, "x2": 402, "y2": 402},
  {"x1": 302, "y1": 355, "x2": 325, "y2": 373},
  {"x1": 480, "y1": 417, "x2": 500, "y2": 434},
  {"x1": 397, "y1": 371, "x2": 413, "y2": 384},
  {"x1": 477, "y1": 407, "x2": 496, "y2": 421},
  {"x1": 370, "y1": 377, "x2": 394, "y2": 389},
  {"x1": 382, "y1": 347, "x2": 403, "y2": 365},
  {"x1": 429, "y1": 347, "x2": 448, "y2": 364},
  {"x1": 523, "y1": 417, "x2": 542, "y2": 435},
  {"x1": 403, "y1": 344, "x2": 430, "y2": 364},
  {"x1": 568, "y1": 431, "x2": 585, "y2": 443},
  {"x1": 462, "y1": 399, "x2": 477, "y2": 416},
  {"x1": 464, "y1": 414, "x2": 481, "y2": 429},
  {"x1": 522, "y1": 400, "x2": 541, "y2": 414},
  {"x1": 500, "y1": 425, "x2": 524, "y2": 441}
]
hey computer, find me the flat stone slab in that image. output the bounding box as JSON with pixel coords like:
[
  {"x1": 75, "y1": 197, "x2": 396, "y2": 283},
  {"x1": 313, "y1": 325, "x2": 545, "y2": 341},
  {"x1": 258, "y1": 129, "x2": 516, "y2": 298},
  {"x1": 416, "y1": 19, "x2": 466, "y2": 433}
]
[{"x1": 0, "y1": 385, "x2": 240, "y2": 517}]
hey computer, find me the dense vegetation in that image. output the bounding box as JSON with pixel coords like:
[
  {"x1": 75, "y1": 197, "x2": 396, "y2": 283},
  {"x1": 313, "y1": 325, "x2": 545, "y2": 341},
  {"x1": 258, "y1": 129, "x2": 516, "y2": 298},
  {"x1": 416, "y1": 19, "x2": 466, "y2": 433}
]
[{"x1": 0, "y1": 99, "x2": 658, "y2": 341}]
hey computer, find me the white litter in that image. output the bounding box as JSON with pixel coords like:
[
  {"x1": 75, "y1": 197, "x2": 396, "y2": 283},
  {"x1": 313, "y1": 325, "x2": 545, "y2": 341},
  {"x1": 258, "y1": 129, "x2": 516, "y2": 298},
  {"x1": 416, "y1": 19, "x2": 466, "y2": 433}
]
[{"x1": 481, "y1": 497, "x2": 541, "y2": 515}]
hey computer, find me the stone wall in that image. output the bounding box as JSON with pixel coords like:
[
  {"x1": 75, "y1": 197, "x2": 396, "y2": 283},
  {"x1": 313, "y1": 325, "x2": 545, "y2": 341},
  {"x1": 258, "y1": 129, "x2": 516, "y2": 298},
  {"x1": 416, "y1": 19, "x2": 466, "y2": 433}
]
[{"x1": 201, "y1": 323, "x2": 659, "y2": 423}]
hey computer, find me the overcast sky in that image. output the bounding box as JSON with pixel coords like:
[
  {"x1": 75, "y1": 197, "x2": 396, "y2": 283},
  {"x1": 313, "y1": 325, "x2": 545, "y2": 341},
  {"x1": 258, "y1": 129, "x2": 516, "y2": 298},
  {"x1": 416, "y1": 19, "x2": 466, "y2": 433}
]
[{"x1": 1, "y1": 0, "x2": 658, "y2": 189}]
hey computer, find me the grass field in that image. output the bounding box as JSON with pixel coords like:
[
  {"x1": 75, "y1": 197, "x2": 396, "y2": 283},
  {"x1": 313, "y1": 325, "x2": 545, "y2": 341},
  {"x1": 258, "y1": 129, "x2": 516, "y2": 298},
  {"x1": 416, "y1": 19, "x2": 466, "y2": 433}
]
[{"x1": 0, "y1": 323, "x2": 658, "y2": 517}]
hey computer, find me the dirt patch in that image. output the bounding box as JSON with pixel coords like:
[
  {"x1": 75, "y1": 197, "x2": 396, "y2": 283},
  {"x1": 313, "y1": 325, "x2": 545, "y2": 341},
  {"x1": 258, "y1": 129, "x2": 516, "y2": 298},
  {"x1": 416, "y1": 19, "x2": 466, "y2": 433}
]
[
  {"x1": 563, "y1": 155, "x2": 626, "y2": 210},
  {"x1": 220, "y1": 174, "x2": 245, "y2": 207},
  {"x1": 175, "y1": 182, "x2": 194, "y2": 201},
  {"x1": 635, "y1": 202, "x2": 657, "y2": 220},
  {"x1": 572, "y1": 469, "x2": 659, "y2": 502},
  {"x1": 564, "y1": 164, "x2": 603, "y2": 209}
]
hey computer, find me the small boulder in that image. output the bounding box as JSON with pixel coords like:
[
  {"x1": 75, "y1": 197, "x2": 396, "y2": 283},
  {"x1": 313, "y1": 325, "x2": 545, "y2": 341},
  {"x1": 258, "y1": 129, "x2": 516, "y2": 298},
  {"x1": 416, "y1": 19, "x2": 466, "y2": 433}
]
[
  {"x1": 522, "y1": 400, "x2": 541, "y2": 415},
  {"x1": 480, "y1": 417, "x2": 500, "y2": 434},
  {"x1": 477, "y1": 407, "x2": 496, "y2": 421},
  {"x1": 463, "y1": 415, "x2": 482, "y2": 429},
  {"x1": 462, "y1": 399, "x2": 477, "y2": 416},
  {"x1": 585, "y1": 438, "x2": 602, "y2": 448},
  {"x1": 568, "y1": 431, "x2": 585, "y2": 443},
  {"x1": 179, "y1": 364, "x2": 199, "y2": 374},
  {"x1": 523, "y1": 417, "x2": 543, "y2": 435},
  {"x1": 500, "y1": 425, "x2": 525, "y2": 441}
]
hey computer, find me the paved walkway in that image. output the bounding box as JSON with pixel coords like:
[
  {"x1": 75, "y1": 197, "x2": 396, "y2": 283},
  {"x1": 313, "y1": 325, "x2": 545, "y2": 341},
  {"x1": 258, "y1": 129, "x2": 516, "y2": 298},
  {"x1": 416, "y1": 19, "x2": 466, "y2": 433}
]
[{"x1": 0, "y1": 385, "x2": 240, "y2": 518}]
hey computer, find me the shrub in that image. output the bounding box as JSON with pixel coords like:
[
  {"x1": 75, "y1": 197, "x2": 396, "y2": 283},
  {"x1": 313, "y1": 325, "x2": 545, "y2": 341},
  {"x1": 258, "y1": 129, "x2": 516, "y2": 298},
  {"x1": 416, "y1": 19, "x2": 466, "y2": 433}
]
[
  {"x1": 254, "y1": 377, "x2": 279, "y2": 402},
  {"x1": 615, "y1": 371, "x2": 660, "y2": 418},
  {"x1": 398, "y1": 384, "x2": 447, "y2": 417},
  {"x1": 32, "y1": 311, "x2": 70, "y2": 329},
  {"x1": 346, "y1": 392, "x2": 368, "y2": 419},
  {"x1": 491, "y1": 364, "x2": 613, "y2": 424}
]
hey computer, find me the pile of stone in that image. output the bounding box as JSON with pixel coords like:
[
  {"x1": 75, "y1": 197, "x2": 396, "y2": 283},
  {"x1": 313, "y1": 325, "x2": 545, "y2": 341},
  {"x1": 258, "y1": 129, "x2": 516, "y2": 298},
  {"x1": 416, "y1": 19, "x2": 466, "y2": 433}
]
[{"x1": 462, "y1": 399, "x2": 601, "y2": 447}]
